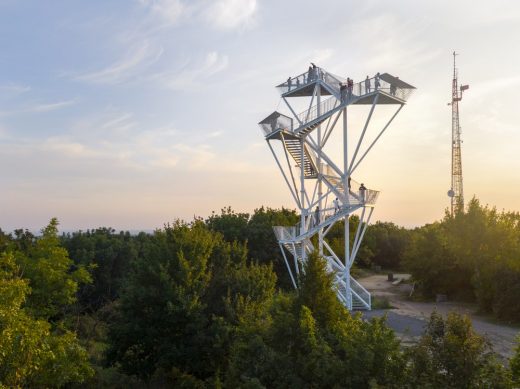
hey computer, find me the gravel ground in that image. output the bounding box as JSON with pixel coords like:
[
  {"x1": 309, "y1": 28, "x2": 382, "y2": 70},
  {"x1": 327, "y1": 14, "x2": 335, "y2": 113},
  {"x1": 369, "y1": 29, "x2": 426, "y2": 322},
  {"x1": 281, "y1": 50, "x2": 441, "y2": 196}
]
[
  {"x1": 357, "y1": 273, "x2": 520, "y2": 358},
  {"x1": 363, "y1": 309, "x2": 426, "y2": 337}
]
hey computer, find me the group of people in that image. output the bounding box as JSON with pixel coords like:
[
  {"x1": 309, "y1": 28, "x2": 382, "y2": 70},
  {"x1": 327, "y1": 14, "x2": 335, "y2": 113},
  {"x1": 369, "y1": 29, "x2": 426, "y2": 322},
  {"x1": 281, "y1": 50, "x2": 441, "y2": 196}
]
[
  {"x1": 339, "y1": 78, "x2": 354, "y2": 102},
  {"x1": 363, "y1": 73, "x2": 381, "y2": 94},
  {"x1": 287, "y1": 67, "x2": 397, "y2": 100},
  {"x1": 340, "y1": 72, "x2": 385, "y2": 103},
  {"x1": 286, "y1": 63, "x2": 322, "y2": 91}
]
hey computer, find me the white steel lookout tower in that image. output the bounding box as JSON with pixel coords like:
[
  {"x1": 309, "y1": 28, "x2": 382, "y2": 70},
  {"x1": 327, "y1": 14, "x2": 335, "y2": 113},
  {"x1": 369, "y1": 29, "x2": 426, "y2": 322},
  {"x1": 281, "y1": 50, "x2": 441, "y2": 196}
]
[{"x1": 258, "y1": 65, "x2": 415, "y2": 310}]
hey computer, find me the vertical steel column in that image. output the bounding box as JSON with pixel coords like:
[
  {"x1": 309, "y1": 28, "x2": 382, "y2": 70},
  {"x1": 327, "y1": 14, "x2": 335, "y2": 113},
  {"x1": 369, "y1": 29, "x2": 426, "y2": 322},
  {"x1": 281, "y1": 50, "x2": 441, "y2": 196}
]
[
  {"x1": 300, "y1": 135, "x2": 306, "y2": 263},
  {"x1": 317, "y1": 83, "x2": 323, "y2": 255},
  {"x1": 343, "y1": 106, "x2": 351, "y2": 310}
]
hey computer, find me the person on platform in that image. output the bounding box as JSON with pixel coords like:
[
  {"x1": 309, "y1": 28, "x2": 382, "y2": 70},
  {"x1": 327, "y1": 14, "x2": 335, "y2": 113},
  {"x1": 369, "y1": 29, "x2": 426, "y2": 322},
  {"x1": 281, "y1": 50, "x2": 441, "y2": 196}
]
[
  {"x1": 374, "y1": 72, "x2": 381, "y2": 90},
  {"x1": 333, "y1": 197, "x2": 340, "y2": 214},
  {"x1": 365, "y1": 75, "x2": 371, "y2": 93},
  {"x1": 347, "y1": 77, "x2": 354, "y2": 99},
  {"x1": 340, "y1": 83, "x2": 347, "y2": 102},
  {"x1": 359, "y1": 183, "x2": 367, "y2": 202}
]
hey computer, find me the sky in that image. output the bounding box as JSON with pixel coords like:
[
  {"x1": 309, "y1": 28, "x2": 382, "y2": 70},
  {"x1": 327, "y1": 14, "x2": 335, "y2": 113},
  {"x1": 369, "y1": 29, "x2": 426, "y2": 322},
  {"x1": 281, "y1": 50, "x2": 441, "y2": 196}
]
[{"x1": 1, "y1": 0, "x2": 520, "y2": 231}]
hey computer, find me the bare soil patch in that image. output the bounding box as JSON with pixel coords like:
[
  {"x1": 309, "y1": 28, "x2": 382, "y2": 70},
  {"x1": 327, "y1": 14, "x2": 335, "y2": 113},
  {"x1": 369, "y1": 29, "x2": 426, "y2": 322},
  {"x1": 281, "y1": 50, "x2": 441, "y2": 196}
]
[{"x1": 359, "y1": 273, "x2": 520, "y2": 359}]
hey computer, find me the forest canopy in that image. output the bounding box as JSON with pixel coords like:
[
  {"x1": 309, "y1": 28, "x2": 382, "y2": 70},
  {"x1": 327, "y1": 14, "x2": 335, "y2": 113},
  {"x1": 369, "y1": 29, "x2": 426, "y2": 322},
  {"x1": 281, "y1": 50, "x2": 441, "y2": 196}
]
[{"x1": 1, "y1": 201, "x2": 520, "y2": 387}]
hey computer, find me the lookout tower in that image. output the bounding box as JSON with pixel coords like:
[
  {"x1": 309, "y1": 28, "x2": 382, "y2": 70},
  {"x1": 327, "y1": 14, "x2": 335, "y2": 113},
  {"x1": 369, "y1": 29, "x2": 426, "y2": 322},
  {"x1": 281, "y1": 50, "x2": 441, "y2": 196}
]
[{"x1": 258, "y1": 66, "x2": 415, "y2": 310}]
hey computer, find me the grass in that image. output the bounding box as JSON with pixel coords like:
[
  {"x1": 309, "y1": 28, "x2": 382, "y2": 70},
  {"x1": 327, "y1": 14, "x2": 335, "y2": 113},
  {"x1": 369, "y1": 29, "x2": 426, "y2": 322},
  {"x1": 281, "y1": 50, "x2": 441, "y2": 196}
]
[{"x1": 371, "y1": 295, "x2": 394, "y2": 310}]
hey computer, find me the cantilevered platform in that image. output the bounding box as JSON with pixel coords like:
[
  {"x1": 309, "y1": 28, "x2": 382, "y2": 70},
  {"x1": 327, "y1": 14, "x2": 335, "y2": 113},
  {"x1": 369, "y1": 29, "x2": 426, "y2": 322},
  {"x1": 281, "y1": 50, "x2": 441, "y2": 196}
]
[{"x1": 260, "y1": 70, "x2": 415, "y2": 140}]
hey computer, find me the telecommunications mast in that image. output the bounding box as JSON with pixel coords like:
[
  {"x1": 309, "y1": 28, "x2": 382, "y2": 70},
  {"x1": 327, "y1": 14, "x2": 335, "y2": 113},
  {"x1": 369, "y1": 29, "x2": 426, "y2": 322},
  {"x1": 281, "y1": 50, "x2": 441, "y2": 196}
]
[{"x1": 447, "y1": 51, "x2": 469, "y2": 215}]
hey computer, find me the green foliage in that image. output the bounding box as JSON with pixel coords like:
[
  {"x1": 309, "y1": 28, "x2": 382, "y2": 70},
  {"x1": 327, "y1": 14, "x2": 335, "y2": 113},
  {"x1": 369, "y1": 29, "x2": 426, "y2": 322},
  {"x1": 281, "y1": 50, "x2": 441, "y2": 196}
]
[
  {"x1": 362, "y1": 221, "x2": 410, "y2": 269},
  {"x1": 227, "y1": 253, "x2": 406, "y2": 388},
  {"x1": 404, "y1": 222, "x2": 472, "y2": 299},
  {"x1": 14, "y1": 218, "x2": 92, "y2": 319},
  {"x1": 405, "y1": 198, "x2": 520, "y2": 319},
  {"x1": 407, "y1": 311, "x2": 511, "y2": 388},
  {"x1": 206, "y1": 206, "x2": 250, "y2": 243},
  {"x1": 297, "y1": 252, "x2": 345, "y2": 327},
  {"x1": 0, "y1": 251, "x2": 93, "y2": 387},
  {"x1": 510, "y1": 335, "x2": 520, "y2": 387},
  {"x1": 62, "y1": 227, "x2": 140, "y2": 311},
  {"x1": 106, "y1": 220, "x2": 276, "y2": 381},
  {"x1": 205, "y1": 206, "x2": 299, "y2": 290},
  {"x1": 4, "y1": 203, "x2": 520, "y2": 386},
  {"x1": 245, "y1": 206, "x2": 299, "y2": 289}
]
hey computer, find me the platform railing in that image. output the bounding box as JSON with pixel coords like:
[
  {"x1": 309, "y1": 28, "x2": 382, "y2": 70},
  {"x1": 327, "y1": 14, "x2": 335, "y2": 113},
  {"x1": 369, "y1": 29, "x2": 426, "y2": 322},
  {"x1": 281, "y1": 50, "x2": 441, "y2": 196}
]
[
  {"x1": 273, "y1": 196, "x2": 375, "y2": 243},
  {"x1": 276, "y1": 67, "x2": 326, "y2": 95},
  {"x1": 274, "y1": 71, "x2": 414, "y2": 136},
  {"x1": 273, "y1": 226, "x2": 299, "y2": 242},
  {"x1": 350, "y1": 276, "x2": 371, "y2": 309},
  {"x1": 291, "y1": 75, "x2": 384, "y2": 132},
  {"x1": 321, "y1": 166, "x2": 379, "y2": 206},
  {"x1": 296, "y1": 95, "x2": 339, "y2": 127},
  {"x1": 259, "y1": 114, "x2": 294, "y2": 137}
]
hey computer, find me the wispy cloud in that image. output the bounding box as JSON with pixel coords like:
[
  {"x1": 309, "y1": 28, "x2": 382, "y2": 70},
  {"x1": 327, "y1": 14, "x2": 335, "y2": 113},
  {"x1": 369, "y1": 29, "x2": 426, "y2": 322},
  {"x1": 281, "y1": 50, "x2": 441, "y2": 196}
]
[
  {"x1": 345, "y1": 13, "x2": 441, "y2": 73},
  {"x1": 138, "y1": 0, "x2": 258, "y2": 31},
  {"x1": 0, "y1": 83, "x2": 31, "y2": 97},
  {"x1": 469, "y1": 75, "x2": 520, "y2": 99},
  {"x1": 153, "y1": 51, "x2": 229, "y2": 91},
  {"x1": 139, "y1": 0, "x2": 186, "y2": 26},
  {"x1": 0, "y1": 99, "x2": 76, "y2": 117},
  {"x1": 99, "y1": 113, "x2": 137, "y2": 133},
  {"x1": 32, "y1": 100, "x2": 76, "y2": 113},
  {"x1": 70, "y1": 110, "x2": 139, "y2": 140},
  {"x1": 75, "y1": 41, "x2": 164, "y2": 84},
  {"x1": 41, "y1": 137, "x2": 99, "y2": 158},
  {"x1": 205, "y1": 0, "x2": 258, "y2": 30}
]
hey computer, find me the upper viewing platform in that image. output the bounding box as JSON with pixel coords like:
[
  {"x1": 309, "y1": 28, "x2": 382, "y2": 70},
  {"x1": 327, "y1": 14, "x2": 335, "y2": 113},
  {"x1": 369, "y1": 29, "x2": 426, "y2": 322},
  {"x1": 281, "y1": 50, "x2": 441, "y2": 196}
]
[
  {"x1": 260, "y1": 65, "x2": 416, "y2": 139},
  {"x1": 277, "y1": 66, "x2": 416, "y2": 105}
]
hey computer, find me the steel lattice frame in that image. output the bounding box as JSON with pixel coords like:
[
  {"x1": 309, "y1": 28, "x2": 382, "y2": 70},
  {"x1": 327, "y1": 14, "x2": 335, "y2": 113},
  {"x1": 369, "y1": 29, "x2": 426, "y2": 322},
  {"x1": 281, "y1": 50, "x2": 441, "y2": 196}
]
[
  {"x1": 259, "y1": 67, "x2": 415, "y2": 310},
  {"x1": 448, "y1": 52, "x2": 468, "y2": 215}
]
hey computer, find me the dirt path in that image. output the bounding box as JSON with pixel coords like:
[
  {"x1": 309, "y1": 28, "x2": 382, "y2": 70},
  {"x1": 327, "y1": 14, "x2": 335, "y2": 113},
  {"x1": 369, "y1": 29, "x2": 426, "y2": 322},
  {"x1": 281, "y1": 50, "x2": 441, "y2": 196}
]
[{"x1": 359, "y1": 273, "x2": 520, "y2": 359}]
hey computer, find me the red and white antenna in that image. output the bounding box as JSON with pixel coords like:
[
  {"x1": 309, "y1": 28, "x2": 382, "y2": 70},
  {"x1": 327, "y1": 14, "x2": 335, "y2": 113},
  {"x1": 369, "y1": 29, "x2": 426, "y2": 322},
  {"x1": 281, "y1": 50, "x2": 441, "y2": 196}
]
[{"x1": 447, "y1": 51, "x2": 469, "y2": 215}]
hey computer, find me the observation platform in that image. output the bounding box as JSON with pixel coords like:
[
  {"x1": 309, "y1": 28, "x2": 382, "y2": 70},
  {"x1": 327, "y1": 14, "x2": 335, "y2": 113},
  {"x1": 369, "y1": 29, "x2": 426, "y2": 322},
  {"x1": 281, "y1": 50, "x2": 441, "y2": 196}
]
[
  {"x1": 260, "y1": 67, "x2": 415, "y2": 140},
  {"x1": 277, "y1": 68, "x2": 415, "y2": 104},
  {"x1": 273, "y1": 187, "x2": 379, "y2": 243}
]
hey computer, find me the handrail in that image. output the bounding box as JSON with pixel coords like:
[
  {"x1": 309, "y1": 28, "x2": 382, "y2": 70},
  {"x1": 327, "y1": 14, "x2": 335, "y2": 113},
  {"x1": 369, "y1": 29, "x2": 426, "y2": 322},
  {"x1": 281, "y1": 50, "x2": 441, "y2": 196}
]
[
  {"x1": 322, "y1": 171, "x2": 380, "y2": 206},
  {"x1": 350, "y1": 276, "x2": 371, "y2": 309},
  {"x1": 275, "y1": 71, "x2": 414, "y2": 136},
  {"x1": 258, "y1": 113, "x2": 294, "y2": 137},
  {"x1": 333, "y1": 274, "x2": 371, "y2": 310},
  {"x1": 296, "y1": 96, "x2": 339, "y2": 127},
  {"x1": 272, "y1": 178, "x2": 378, "y2": 243},
  {"x1": 276, "y1": 67, "x2": 326, "y2": 94}
]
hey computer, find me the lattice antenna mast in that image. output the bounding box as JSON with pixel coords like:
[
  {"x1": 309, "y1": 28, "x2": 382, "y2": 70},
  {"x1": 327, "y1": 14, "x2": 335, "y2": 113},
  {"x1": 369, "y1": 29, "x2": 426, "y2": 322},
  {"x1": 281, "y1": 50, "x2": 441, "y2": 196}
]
[{"x1": 448, "y1": 52, "x2": 469, "y2": 215}]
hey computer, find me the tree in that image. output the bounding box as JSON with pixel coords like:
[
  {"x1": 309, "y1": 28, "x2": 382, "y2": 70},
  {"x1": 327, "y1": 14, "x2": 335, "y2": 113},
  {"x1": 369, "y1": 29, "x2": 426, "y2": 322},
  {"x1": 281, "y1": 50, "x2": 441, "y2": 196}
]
[
  {"x1": 246, "y1": 207, "x2": 299, "y2": 289},
  {"x1": 62, "y1": 227, "x2": 140, "y2": 311},
  {"x1": 0, "y1": 252, "x2": 93, "y2": 387},
  {"x1": 407, "y1": 311, "x2": 511, "y2": 388},
  {"x1": 107, "y1": 220, "x2": 277, "y2": 382},
  {"x1": 205, "y1": 206, "x2": 250, "y2": 243},
  {"x1": 14, "y1": 218, "x2": 91, "y2": 320},
  {"x1": 365, "y1": 222, "x2": 410, "y2": 269},
  {"x1": 509, "y1": 335, "x2": 520, "y2": 387},
  {"x1": 227, "y1": 252, "x2": 406, "y2": 388}
]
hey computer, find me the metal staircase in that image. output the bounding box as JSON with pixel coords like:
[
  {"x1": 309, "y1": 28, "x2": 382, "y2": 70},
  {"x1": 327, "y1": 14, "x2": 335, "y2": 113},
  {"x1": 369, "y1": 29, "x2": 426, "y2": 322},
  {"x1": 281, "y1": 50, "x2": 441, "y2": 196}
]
[{"x1": 283, "y1": 137, "x2": 318, "y2": 177}]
